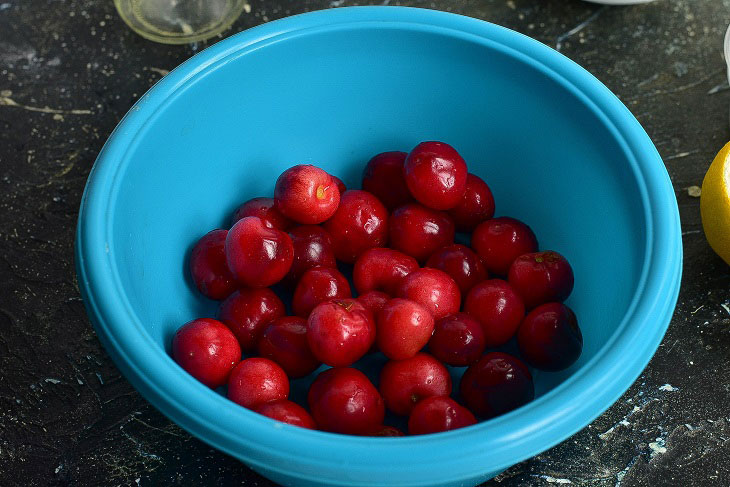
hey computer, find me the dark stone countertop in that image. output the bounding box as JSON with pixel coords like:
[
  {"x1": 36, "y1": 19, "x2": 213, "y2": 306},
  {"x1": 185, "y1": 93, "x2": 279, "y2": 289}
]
[{"x1": 1, "y1": 0, "x2": 729, "y2": 485}]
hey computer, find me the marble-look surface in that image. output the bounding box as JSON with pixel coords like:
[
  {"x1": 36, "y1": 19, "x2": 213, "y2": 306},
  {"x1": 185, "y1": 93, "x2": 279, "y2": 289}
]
[{"x1": 1, "y1": 0, "x2": 729, "y2": 485}]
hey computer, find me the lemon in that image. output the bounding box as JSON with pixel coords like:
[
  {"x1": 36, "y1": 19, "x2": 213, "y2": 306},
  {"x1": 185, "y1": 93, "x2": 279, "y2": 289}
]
[{"x1": 700, "y1": 141, "x2": 730, "y2": 265}]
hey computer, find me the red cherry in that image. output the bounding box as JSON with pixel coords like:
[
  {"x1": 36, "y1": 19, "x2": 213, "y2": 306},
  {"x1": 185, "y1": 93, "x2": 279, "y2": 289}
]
[
  {"x1": 396, "y1": 268, "x2": 460, "y2": 320},
  {"x1": 471, "y1": 217, "x2": 538, "y2": 276},
  {"x1": 460, "y1": 352, "x2": 534, "y2": 418},
  {"x1": 172, "y1": 318, "x2": 241, "y2": 389},
  {"x1": 189, "y1": 229, "x2": 237, "y2": 300},
  {"x1": 361, "y1": 151, "x2": 413, "y2": 211},
  {"x1": 372, "y1": 425, "x2": 405, "y2": 437},
  {"x1": 408, "y1": 396, "x2": 476, "y2": 435},
  {"x1": 389, "y1": 203, "x2": 455, "y2": 263},
  {"x1": 447, "y1": 174, "x2": 495, "y2": 232},
  {"x1": 257, "y1": 316, "x2": 321, "y2": 378},
  {"x1": 508, "y1": 251, "x2": 574, "y2": 309},
  {"x1": 227, "y1": 358, "x2": 289, "y2": 409},
  {"x1": 517, "y1": 303, "x2": 583, "y2": 371},
  {"x1": 307, "y1": 367, "x2": 384, "y2": 435},
  {"x1": 306, "y1": 299, "x2": 376, "y2": 367},
  {"x1": 379, "y1": 353, "x2": 452, "y2": 416},
  {"x1": 231, "y1": 197, "x2": 293, "y2": 230},
  {"x1": 356, "y1": 290, "x2": 391, "y2": 317},
  {"x1": 464, "y1": 279, "x2": 525, "y2": 347},
  {"x1": 428, "y1": 313, "x2": 486, "y2": 367},
  {"x1": 292, "y1": 267, "x2": 352, "y2": 318},
  {"x1": 218, "y1": 288, "x2": 285, "y2": 353},
  {"x1": 426, "y1": 244, "x2": 488, "y2": 295},
  {"x1": 285, "y1": 225, "x2": 337, "y2": 285},
  {"x1": 353, "y1": 248, "x2": 419, "y2": 296},
  {"x1": 225, "y1": 216, "x2": 293, "y2": 288},
  {"x1": 274, "y1": 165, "x2": 340, "y2": 224},
  {"x1": 254, "y1": 399, "x2": 317, "y2": 429},
  {"x1": 376, "y1": 298, "x2": 435, "y2": 360},
  {"x1": 331, "y1": 175, "x2": 347, "y2": 194},
  {"x1": 404, "y1": 141, "x2": 468, "y2": 210},
  {"x1": 323, "y1": 190, "x2": 389, "y2": 263}
]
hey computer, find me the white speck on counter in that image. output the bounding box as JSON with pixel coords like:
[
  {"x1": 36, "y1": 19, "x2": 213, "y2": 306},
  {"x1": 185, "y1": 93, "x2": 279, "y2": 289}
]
[
  {"x1": 659, "y1": 384, "x2": 679, "y2": 392},
  {"x1": 649, "y1": 437, "x2": 667, "y2": 457},
  {"x1": 535, "y1": 475, "x2": 573, "y2": 484},
  {"x1": 44, "y1": 378, "x2": 61, "y2": 384}
]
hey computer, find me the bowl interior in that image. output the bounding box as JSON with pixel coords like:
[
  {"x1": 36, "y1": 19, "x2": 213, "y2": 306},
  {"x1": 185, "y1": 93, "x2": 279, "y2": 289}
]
[{"x1": 109, "y1": 24, "x2": 645, "y2": 420}]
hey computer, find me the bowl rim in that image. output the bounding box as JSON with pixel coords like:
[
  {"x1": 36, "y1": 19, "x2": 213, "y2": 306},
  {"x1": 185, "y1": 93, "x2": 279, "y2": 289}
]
[{"x1": 75, "y1": 6, "x2": 682, "y2": 485}]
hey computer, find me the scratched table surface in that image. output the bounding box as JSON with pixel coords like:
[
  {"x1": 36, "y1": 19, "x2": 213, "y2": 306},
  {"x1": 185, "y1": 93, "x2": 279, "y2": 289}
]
[{"x1": 1, "y1": 0, "x2": 729, "y2": 485}]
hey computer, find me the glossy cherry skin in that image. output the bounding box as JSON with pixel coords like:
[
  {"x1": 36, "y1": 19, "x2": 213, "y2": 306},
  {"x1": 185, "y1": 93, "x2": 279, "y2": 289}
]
[
  {"x1": 361, "y1": 151, "x2": 413, "y2": 211},
  {"x1": 254, "y1": 399, "x2": 317, "y2": 429},
  {"x1": 379, "y1": 353, "x2": 452, "y2": 416},
  {"x1": 189, "y1": 229, "x2": 237, "y2": 300},
  {"x1": 257, "y1": 316, "x2": 321, "y2": 378},
  {"x1": 447, "y1": 173, "x2": 495, "y2": 232},
  {"x1": 323, "y1": 190, "x2": 389, "y2": 263},
  {"x1": 408, "y1": 396, "x2": 477, "y2": 435},
  {"x1": 292, "y1": 267, "x2": 352, "y2": 318},
  {"x1": 372, "y1": 425, "x2": 405, "y2": 437},
  {"x1": 285, "y1": 225, "x2": 337, "y2": 285},
  {"x1": 306, "y1": 299, "x2": 376, "y2": 367},
  {"x1": 172, "y1": 318, "x2": 241, "y2": 389},
  {"x1": 274, "y1": 165, "x2": 340, "y2": 224},
  {"x1": 231, "y1": 197, "x2": 293, "y2": 230},
  {"x1": 428, "y1": 313, "x2": 486, "y2": 367},
  {"x1": 517, "y1": 303, "x2": 583, "y2": 371},
  {"x1": 356, "y1": 290, "x2": 391, "y2": 317},
  {"x1": 353, "y1": 247, "x2": 419, "y2": 296},
  {"x1": 376, "y1": 298, "x2": 435, "y2": 360},
  {"x1": 404, "y1": 141, "x2": 468, "y2": 210},
  {"x1": 471, "y1": 217, "x2": 538, "y2": 276},
  {"x1": 227, "y1": 358, "x2": 290, "y2": 410},
  {"x1": 307, "y1": 367, "x2": 385, "y2": 435},
  {"x1": 357, "y1": 291, "x2": 391, "y2": 354},
  {"x1": 225, "y1": 216, "x2": 294, "y2": 288},
  {"x1": 396, "y1": 268, "x2": 461, "y2": 320},
  {"x1": 508, "y1": 251, "x2": 574, "y2": 309},
  {"x1": 464, "y1": 279, "x2": 525, "y2": 347},
  {"x1": 331, "y1": 175, "x2": 347, "y2": 194},
  {"x1": 460, "y1": 352, "x2": 534, "y2": 419},
  {"x1": 426, "y1": 244, "x2": 488, "y2": 295},
  {"x1": 389, "y1": 204, "x2": 455, "y2": 263},
  {"x1": 218, "y1": 288, "x2": 285, "y2": 353}
]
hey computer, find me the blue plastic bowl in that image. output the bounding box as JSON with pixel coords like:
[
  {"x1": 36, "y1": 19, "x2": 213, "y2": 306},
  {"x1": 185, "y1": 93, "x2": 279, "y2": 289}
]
[{"x1": 75, "y1": 7, "x2": 681, "y2": 487}]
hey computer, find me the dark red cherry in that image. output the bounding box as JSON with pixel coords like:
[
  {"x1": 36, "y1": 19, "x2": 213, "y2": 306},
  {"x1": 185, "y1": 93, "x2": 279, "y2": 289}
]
[
  {"x1": 471, "y1": 217, "x2": 538, "y2": 276},
  {"x1": 517, "y1": 302, "x2": 583, "y2": 371},
  {"x1": 404, "y1": 141, "x2": 468, "y2": 210},
  {"x1": 189, "y1": 229, "x2": 237, "y2": 300},
  {"x1": 361, "y1": 151, "x2": 413, "y2": 211},
  {"x1": 460, "y1": 352, "x2": 534, "y2": 419},
  {"x1": 508, "y1": 251, "x2": 574, "y2": 309},
  {"x1": 389, "y1": 203, "x2": 455, "y2": 263}
]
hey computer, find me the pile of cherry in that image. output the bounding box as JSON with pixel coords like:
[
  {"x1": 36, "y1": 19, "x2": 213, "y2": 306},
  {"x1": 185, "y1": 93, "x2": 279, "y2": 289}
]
[{"x1": 174, "y1": 141, "x2": 582, "y2": 436}]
